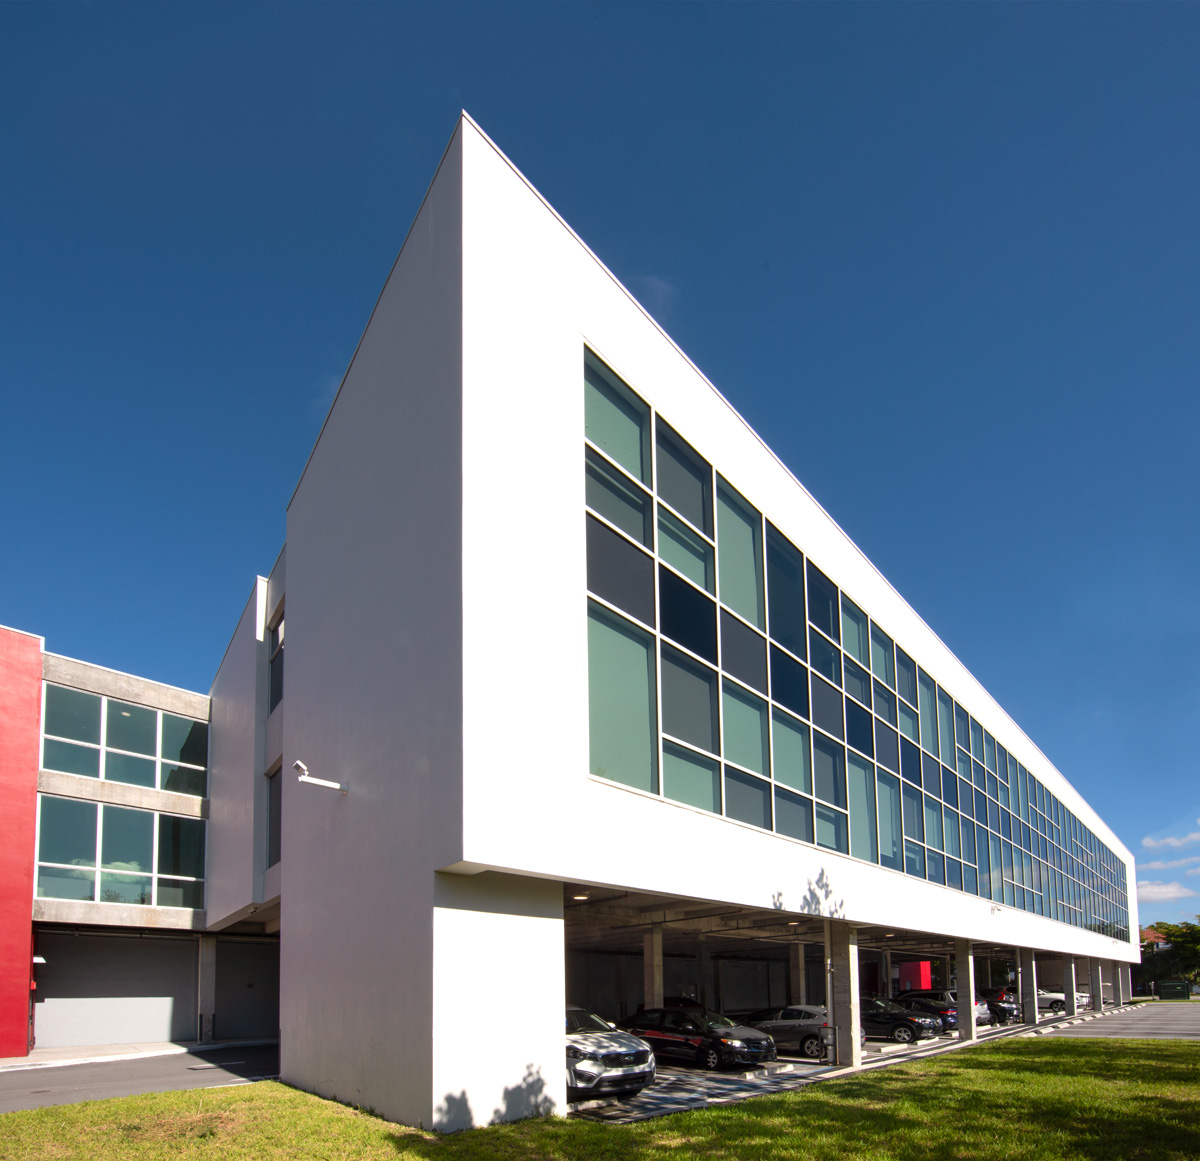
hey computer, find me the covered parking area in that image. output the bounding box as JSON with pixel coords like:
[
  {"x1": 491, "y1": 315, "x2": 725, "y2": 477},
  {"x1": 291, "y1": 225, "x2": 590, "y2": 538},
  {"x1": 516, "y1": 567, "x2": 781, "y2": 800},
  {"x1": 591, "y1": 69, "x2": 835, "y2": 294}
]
[{"x1": 562, "y1": 882, "x2": 1131, "y2": 1072}]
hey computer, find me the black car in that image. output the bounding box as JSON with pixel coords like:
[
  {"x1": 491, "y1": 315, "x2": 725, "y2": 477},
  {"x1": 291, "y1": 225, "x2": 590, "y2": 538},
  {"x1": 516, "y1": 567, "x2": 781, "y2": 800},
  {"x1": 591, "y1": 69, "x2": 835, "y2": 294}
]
[
  {"x1": 978, "y1": 986, "x2": 1022, "y2": 1025},
  {"x1": 617, "y1": 1007, "x2": 777, "y2": 1070},
  {"x1": 895, "y1": 995, "x2": 958, "y2": 1032},
  {"x1": 860, "y1": 996, "x2": 942, "y2": 1043}
]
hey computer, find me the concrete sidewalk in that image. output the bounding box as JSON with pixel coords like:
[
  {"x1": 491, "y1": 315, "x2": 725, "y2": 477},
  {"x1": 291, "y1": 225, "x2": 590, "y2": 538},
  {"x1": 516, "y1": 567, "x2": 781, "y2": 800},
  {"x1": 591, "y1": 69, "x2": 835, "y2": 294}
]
[{"x1": 0, "y1": 1038, "x2": 278, "y2": 1073}]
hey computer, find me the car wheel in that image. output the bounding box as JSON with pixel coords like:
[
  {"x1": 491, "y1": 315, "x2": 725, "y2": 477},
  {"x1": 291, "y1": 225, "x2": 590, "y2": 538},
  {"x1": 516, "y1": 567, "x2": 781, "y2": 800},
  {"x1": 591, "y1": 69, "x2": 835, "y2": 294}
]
[
  {"x1": 1050, "y1": 1001, "x2": 1065, "y2": 1014},
  {"x1": 697, "y1": 1045, "x2": 722, "y2": 1071},
  {"x1": 892, "y1": 1023, "x2": 916, "y2": 1043},
  {"x1": 799, "y1": 1034, "x2": 823, "y2": 1060}
]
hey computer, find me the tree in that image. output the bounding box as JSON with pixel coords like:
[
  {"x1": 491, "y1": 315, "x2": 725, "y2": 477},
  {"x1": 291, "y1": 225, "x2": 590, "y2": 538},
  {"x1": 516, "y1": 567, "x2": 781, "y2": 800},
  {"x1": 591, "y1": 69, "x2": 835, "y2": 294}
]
[{"x1": 1138, "y1": 918, "x2": 1200, "y2": 988}]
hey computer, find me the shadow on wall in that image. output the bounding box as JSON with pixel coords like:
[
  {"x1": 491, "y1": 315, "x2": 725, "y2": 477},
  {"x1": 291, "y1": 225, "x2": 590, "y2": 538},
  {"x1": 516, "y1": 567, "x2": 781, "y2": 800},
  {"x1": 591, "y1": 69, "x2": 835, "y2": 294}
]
[
  {"x1": 770, "y1": 870, "x2": 845, "y2": 919},
  {"x1": 434, "y1": 1065, "x2": 555, "y2": 1132}
]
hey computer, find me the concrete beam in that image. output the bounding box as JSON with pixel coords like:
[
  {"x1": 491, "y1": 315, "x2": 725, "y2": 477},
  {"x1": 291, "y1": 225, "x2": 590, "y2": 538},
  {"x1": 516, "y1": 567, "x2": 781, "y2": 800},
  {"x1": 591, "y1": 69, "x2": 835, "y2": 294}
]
[
  {"x1": 38, "y1": 769, "x2": 207, "y2": 819},
  {"x1": 956, "y1": 940, "x2": 977, "y2": 1042},
  {"x1": 643, "y1": 925, "x2": 663, "y2": 1010},
  {"x1": 42, "y1": 652, "x2": 209, "y2": 719},
  {"x1": 829, "y1": 920, "x2": 862, "y2": 1068}
]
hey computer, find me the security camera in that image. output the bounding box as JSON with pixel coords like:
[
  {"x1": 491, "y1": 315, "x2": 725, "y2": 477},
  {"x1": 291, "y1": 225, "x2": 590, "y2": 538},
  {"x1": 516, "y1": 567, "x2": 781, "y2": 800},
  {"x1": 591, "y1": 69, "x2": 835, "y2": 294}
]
[{"x1": 293, "y1": 760, "x2": 308, "y2": 776}]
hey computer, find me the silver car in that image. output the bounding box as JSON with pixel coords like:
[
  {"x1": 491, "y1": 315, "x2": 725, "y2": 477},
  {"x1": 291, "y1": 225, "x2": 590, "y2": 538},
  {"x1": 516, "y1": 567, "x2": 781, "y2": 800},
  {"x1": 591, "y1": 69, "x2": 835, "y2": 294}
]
[
  {"x1": 566, "y1": 1005, "x2": 655, "y2": 1102},
  {"x1": 743, "y1": 1005, "x2": 867, "y2": 1059}
]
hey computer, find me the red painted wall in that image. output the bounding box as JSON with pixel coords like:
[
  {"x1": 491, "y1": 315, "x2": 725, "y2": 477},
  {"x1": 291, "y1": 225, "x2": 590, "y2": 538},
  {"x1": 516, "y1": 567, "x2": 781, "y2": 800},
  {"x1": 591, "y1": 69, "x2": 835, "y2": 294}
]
[
  {"x1": 0, "y1": 626, "x2": 41, "y2": 1057},
  {"x1": 898, "y1": 960, "x2": 932, "y2": 993}
]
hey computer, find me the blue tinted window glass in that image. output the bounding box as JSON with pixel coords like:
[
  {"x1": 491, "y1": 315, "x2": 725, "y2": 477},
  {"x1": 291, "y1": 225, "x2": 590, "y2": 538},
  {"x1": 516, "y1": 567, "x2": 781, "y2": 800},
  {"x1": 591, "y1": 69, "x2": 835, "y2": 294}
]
[{"x1": 770, "y1": 646, "x2": 809, "y2": 718}]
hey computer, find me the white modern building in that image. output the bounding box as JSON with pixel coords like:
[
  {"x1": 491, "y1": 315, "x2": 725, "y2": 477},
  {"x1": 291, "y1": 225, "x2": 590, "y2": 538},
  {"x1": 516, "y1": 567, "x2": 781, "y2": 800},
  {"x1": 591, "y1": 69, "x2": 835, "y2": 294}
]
[{"x1": 1, "y1": 113, "x2": 1136, "y2": 1128}]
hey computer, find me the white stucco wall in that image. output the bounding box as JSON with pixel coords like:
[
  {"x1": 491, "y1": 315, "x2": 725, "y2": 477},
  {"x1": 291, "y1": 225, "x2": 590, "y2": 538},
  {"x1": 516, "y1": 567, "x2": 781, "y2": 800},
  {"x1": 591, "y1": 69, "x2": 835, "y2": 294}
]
[
  {"x1": 455, "y1": 116, "x2": 1136, "y2": 965},
  {"x1": 206, "y1": 578, "x2": 269, "y2": 928}
]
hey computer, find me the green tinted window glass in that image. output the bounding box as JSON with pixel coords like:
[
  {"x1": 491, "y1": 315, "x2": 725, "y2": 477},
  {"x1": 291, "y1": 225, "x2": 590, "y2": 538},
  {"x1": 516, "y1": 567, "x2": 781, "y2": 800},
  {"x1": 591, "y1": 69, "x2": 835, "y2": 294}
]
[
  {"x1": 106, "y1": 700, "x2": 157, "y2": 756},
  {"x1": 158, "y1": 816, "x2": 206, "y2": 880},
  {"x1": 37, "y1": 866, "x2": 95, "y2": 900},
  {"x1": 42, "y1": 738, "x2": 99, "y2": 778},
  {"x1": 847, "y1": 753, "x2": 878, "y2": 863},
  {"x1": 586, "y1": 448, "x2": 652, "y2": 547},
  {"x1": 841, "y1": 598, "x2": 869, "y2": 667},
  {"x1": 587, "y1": 605, "x2": 658, "y2": 792},
  {"x1": 656, "y1": 422, "x2": 712, "y2": 535},
  {"x1": 39, "y1": 796, "x2": 97, "y2": 866},
  {"x1": 870, "y1": 625, "x2": 895, "y2": 687},
  {"x1": 584, "y1": 353, "x2": 648, "y2": 483},
  {"x1": 896, "y1": 649, "x2": 917, "y2": 706},
  {"x1": 902, "y1": 781, "x2": 924, "y2": 842},
  {"x1": 877, "y1": 770, "x2": 903, "y2": 870},
  {"x1": 937, "y1": 689, "x2": 955, "y2": 766},
  {"x1": 659, "y1": 508, "x2": 713, "y2": 591},
  {"x1": 99, "y1": 872, "x2": 152, "y2": 905},
  {"x1": 105, "y1": 751, "x2": 156, "y2": 788},
  {"x1": 157, "y1": 877, "x2": 204, "y2": 909},
  {"x1": 716, "y1": 483, "x2": 764, "y2": 628},
  {"x1": 722, "y1": 682, "x2": 768, "y2": 775},
  {"x1": 101, "y1": 806, "x2": 154, "y2": 872},
  {"x1": 924, "y1": 795, "x2": 944, "y2": 851},
  {"x1": 813, "y1": 734, "x2": 846, "y2": 808},
  {"x1": 161, "y1": 715, "x2": 208, "y2": 769},
  {"x1": 815, "y1": 804, "x2": 848, "y2": 853},
  {"x1": 898, "y1": 701, "x2": 919, "y2": 745},
  {"x1": 662, "y1": 743, "x2": 719, "y2": 813},
  {"x1": 771, "y1": 710, "x2": 811, "y2": 794},
  {"x1": 944, "y1": 807, "x2": 961, "y2": 857},
  {"x1": 918, "y1": 672, "x2": 938, "y2": 757},
  {"x1": 162, "y1": 764, "x2": 207, "y2": 797},
  {"x1": 43, "y1": 685, "x2": 101, "y2": 744}
]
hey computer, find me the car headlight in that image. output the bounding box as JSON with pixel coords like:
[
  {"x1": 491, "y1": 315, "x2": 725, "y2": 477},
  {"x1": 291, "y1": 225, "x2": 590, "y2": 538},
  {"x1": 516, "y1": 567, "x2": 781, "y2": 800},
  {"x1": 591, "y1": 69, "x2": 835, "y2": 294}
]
[
  {"x1": 566, "y1": 1046, "x2": 601, "y2": 1062},
  {"x1": 720, "y1": 1038, "x2": 746, "y2": 1048}
]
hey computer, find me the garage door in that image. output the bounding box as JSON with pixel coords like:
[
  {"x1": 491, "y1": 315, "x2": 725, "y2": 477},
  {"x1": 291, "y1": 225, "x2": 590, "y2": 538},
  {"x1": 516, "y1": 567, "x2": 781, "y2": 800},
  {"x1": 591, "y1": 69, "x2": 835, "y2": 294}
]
[{"x1": 33, "y1": 931, "x2": 198, "y2": 1048}]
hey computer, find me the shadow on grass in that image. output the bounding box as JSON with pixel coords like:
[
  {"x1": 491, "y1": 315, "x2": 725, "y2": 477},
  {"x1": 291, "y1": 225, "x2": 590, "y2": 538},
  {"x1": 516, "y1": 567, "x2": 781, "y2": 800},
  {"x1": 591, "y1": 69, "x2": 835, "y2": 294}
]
[{"x1": 386, "y1": 1040, "x2": 1200, "y2": 1160}]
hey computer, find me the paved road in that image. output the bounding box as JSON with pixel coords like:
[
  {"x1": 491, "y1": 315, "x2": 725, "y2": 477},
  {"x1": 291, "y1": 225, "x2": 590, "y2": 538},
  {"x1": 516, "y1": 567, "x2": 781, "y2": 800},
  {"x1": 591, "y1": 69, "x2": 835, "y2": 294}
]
[
  {"x1": 1043, "y1": 1003, "x2": 1200, "y2": 1040},
  {"x1": 0, "y1": 1045, "x2": 279, "y2": 1114}
]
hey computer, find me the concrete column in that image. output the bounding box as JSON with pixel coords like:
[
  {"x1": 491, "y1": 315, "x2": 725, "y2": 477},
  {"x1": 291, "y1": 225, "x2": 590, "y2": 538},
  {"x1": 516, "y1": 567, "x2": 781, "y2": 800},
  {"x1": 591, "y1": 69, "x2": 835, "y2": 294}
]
[
  {"x1": 788, "y1": 942, "x2": 806, "y2": 1005},
  {"x1": 696, "y1": 935, "x2": 714, "y2": 1011},
  {"x1": 1019, "y1": 948, "x2": 1038, "y2": 1025},
  {"x1": 823, "y1": 917, "x2": 832, "y2": 1010},
  {"x1": 829, "y1": 920, "x2": 862, "y2": 1068},
  {"x1": 956, "y1": 940, "x2": 978, "y2": 1042},
  {"x1": 1123, "y1": 963, "x2": 1133, "y2": 1003},
  {"x1": 197, "y1": 935, "x2": 217, "y2": 1043},
  {"x1": 1062, "y1": 957, "x2": 1078, "y2": 1016},
  {"x1": 882, "y1": 949, "x2": 892, "y2": 999},
  {"x1": 643, "y1": 925, "x2": 664, "y2": 1010},
  {"x1": 1111, "y1": 960, "x2": 1127, "y2": 1005},
  {"x1": 1088, "y1": 958, "x2": 1104, "y2": 1012}
]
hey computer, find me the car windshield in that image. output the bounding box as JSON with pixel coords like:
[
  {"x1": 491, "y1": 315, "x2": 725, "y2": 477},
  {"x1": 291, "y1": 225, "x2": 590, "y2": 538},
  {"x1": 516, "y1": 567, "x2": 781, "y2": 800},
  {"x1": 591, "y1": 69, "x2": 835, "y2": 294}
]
[
  {"x1": 566, "y1": 1009, "x2": 612, "y2": 1033},
  {"x1": 701, "y1": 1012, "x2": 737, "y2": 1029},
  {"x1": 865, "y1": 998, "x2": 907, "y2": 1015}
]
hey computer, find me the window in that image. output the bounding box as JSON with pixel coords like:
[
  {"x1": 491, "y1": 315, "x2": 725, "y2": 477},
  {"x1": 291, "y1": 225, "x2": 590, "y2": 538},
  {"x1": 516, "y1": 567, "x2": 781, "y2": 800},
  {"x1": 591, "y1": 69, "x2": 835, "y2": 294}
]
[
  {"x1": 268, "y1": 615, "x2": 285, "y2": 713},
  {"x1": 36, "y1": 794, "x2": 204, "y2": 909},
  {"x1": 267, "y1": 765, "x2": 282, "y2": 868},
  {"x1": 659, "y1": 565, "x2": 717, "y2": 662},
  {"x1": 772, "y1": 710, "x2": 811, "y2": 794},
  {"x1": 586, "y1": 448, "x2": 652, "y2": 547},
  {"x1": 847, "y1": 754, "x2": 878, "y2": 862},
  {"x1": 42, "y1": 684, "x2": 208, "y2": 797},
  {"x1": 770, "y1": 646, "x2": 808, "y2": 718},
  {"x1": 870, "y1": 624, "x2": 895, "y2": 688},
  {"x1": 877, "y1": 770, "x2": 903, "y2": 871},
  {"x1": 722, "y1": 681, "x2": 769, "y2": 775},
  {"x1": 841, "y1": 597, "x2": 869, "y2": 667},
  {"x1": 656, "y1": 421, "x2": 711, "y2": 535},
  {"x1": 720, "y1": 611, "x2": 767, "y2": 693},
  {"x1": 725, "y1": 767, "x2": 771, "y2": 829},
  {"x1": 662, "y1": 648, "x2": 719, "y2": 754},
  {"x1": 586, "y1": 515, "x2": 655, "y2": 627},
  {"x1": 806, "y1": 563, "x2": 839, "y2": 643},
  {"x1": 813, "y1": 733, "x2": 846, "y2": 808},
  {"x1": 584, "y1": 351, "x2": 649, "y2": 483},
  {"x1": 765, "y1": 525, "x2": 806, "y2": 659},
  {"x1": 663, "y1": 743, "x2": 720, "y2": 813},
  {"x1": 717, "y1": 481, "x2": 764, "y2": 628},
  {"x1": 587, "y1": 604, "x2": 658, "y2": 792},
  {"x1": 775, "y1": 786, "x2": 814, "y2": 843},
  {"x1": 808, "y1": 628, "x2": 841, "y2": 686},
  {"x1": 918, "y1": 671, "x2": 938, "y2": 757},
  {"x1": 659, "y1": 507, "x2": 713, "y2": 591}
]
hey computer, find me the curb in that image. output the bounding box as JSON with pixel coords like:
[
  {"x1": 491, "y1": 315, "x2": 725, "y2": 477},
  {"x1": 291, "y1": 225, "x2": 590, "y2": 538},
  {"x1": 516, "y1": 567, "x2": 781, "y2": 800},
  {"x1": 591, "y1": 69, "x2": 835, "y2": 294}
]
[{"x1": 0, "y1": 1039, "x2": 279, "y2": 1074}]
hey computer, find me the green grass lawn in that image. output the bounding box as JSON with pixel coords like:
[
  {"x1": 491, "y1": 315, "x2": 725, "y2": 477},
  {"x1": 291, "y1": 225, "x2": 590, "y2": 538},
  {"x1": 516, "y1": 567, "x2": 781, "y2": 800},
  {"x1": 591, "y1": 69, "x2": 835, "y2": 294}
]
[{"x1": 2, "y1": 1038, "x2": 1197, "y2": 1161}]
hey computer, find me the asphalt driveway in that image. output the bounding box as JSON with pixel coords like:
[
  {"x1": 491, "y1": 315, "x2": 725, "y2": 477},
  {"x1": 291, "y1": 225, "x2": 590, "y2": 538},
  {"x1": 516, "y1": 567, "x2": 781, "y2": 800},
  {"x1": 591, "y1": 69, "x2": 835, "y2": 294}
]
[
  {"x1": 1042, "y1": 1002, "x2": 1200, "y2": 1040},
  {"x1": 0, "y1": 1044, "x2": 279, "y2": 1114}
]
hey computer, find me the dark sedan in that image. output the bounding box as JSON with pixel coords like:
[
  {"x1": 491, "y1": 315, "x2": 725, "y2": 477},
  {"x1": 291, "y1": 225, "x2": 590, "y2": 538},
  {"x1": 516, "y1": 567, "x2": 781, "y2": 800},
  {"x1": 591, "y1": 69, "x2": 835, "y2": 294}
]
[
  {"x1": 617, "y1": 1008, "x2": 776, "y2": 1070},
  {"x1": 895, "y1": 995, "x2": 958, "y2": 1032},
  {"x1": 860, "y1": 996, "x2": 942, "y2": 1043},
  {"x1": 979, "y1": 987, "x2": 1022, "y2": 1025}
]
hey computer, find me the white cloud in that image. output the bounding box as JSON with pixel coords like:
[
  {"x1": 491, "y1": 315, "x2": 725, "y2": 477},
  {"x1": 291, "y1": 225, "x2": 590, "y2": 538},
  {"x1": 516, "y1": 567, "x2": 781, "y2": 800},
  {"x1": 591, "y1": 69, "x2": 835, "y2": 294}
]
[
  {"x1": 1139, "y1": 855, "x2": 1200, "y2": 871},
  {"x1": 1137, "y1": 880, "x2": 1199, "y2": 903},
  {"x1": 1142, "y1": 818, "x2": 1200, "y2": 850}
]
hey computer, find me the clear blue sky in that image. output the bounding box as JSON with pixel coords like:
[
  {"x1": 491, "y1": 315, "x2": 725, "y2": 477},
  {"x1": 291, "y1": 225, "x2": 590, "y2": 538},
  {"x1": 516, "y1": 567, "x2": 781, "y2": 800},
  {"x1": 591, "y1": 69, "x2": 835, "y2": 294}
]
[{"x1": 3, "y1": 4, "x2": 1198, "y2": 924}]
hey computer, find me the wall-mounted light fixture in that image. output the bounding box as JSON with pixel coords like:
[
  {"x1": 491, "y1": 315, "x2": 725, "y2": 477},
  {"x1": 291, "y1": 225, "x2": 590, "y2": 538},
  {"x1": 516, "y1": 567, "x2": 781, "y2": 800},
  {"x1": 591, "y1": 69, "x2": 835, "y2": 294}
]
[{"x1": 293, "y1": 759, "x2": 347, "y2": 795}]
